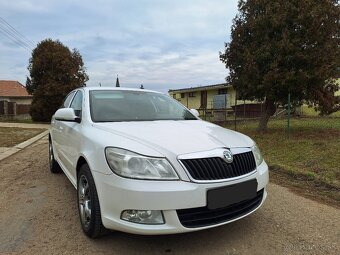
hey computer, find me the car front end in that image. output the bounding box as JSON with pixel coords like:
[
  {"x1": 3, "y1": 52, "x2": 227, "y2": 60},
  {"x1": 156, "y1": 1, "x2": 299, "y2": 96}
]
[{"x1": 91, "y1": 143, "x2": 269, "y2": 235}]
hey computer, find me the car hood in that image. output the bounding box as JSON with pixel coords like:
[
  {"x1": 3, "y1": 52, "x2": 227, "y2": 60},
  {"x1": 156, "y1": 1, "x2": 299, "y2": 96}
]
[{"x1": 92, "y1": 120, "x2": 254, "y2": 156}]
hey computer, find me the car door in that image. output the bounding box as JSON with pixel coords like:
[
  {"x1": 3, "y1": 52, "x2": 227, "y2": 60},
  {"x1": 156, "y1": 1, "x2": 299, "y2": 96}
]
[
  {"x1": 58, "y1": 90, "x2": 84, "y2": 182},
  {"x1": 51, "y1": 91, "x2": 76, "y2": 161}
]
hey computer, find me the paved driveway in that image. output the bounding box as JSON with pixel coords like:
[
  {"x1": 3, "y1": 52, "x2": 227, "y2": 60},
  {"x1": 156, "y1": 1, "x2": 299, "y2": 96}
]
[{"x1": 0, "y1": 137, "x2": 339, "y2": 255}]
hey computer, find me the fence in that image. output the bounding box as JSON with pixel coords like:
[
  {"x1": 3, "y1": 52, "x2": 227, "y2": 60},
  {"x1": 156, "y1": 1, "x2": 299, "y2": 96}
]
[
  {"x1": 0, "y1": 100, "x2": 31, "y2": 120},
  {"x1": 198, "y1": 96, "x2": 340, "y2": 135}
]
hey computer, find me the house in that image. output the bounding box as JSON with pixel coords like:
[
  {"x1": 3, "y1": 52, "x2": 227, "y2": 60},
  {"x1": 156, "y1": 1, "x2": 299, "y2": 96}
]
[
  {"x1": 169, "y1": 78, "x2": 340, "y2": 119},
  {"x1": 0, "y1": 80, "x2": 32, "y2": 118},
  {"x1": 168, "y1": 83, "x2": 261, "y2": 119},
  {"x1": 169, "y1": 83, "x2": 232, "y2": 109}
]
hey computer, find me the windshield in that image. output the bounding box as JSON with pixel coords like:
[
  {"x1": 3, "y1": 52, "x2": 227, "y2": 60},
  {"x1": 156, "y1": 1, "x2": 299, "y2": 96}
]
[{"x1": 89, "y1": 90, "x2": 197, "y2": 122}]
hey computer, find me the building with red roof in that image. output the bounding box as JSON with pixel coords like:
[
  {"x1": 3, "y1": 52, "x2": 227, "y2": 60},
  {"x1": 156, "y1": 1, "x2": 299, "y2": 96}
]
[{"x1": 0, "y1": 80, "x2": 32, "y2": 117}]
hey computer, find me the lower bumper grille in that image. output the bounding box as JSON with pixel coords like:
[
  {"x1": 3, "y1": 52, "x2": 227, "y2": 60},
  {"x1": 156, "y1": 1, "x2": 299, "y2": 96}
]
[{"x1": 177, "y1": 189, "x2": 264, "y2": 228}]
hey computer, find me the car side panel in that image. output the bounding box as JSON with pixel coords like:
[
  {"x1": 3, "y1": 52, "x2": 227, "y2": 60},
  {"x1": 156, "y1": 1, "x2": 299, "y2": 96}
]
[
  {"x1": 50, "y1": 118, "x2": 63, "y2": 159},
  {"x1": 60, "y1": 121, "x2": 82, "y2": 181}
]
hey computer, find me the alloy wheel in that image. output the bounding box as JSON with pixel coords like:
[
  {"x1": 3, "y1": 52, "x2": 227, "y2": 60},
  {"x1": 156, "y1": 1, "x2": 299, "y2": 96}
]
[{"x1": 78, "y1": 175, "x2": 92, "y2": 229}]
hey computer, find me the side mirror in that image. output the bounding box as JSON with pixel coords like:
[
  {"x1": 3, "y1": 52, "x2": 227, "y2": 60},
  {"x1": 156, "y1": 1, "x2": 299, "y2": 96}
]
[
  {"x1": 54, "y1": 108, "x2": 80, "y2": 123},
  {"x1": 190, "y1": 109, "x2": 200, "y2": 118}
]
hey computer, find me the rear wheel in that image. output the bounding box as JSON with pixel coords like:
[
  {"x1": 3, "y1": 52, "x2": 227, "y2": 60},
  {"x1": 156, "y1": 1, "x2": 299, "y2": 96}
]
[
  {"x1": 49, "y1": 139, "x2": 62, "y2": 173},
  {"x1": 77, "y1": 164, "x2": 108, "y2": 238}
]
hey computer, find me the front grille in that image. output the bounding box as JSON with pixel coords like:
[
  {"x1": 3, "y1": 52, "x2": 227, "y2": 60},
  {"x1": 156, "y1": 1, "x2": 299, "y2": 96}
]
[
  {"x1": 181, "y1": 151, "x2": 256, "y2": 181},
  {"x1": 177, "y1": 189, "x2": 264, "y2": 228}
]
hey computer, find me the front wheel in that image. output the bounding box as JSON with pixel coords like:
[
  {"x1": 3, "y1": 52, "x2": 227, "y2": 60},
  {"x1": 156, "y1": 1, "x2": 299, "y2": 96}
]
[{"x1": 77, "y1": 164, "x2": 108, "y2": 238}]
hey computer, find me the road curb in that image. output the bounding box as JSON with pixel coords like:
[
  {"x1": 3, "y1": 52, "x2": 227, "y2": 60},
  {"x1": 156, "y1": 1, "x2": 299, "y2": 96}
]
[{"x1": 0, "y1": 130, "x2": 49, "y2": 161}]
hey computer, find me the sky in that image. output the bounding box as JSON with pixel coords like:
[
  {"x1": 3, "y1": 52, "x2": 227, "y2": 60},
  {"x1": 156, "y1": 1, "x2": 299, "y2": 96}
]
[{"x1": 0, "y1": 0, "x2": 239, "y2": 93}]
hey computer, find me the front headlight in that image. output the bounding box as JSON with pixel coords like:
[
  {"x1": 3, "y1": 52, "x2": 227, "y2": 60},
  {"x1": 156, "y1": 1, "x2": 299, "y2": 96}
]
[
  {"x1": 105, "y1": 147, "x2": 179, "y2": 180},
  {"x1": 252, "y1": 143, "x2": 263, "y2": 167}
]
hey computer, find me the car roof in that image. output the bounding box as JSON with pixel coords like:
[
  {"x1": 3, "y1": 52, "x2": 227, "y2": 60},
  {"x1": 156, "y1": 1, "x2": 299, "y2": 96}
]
[{"x1": 80, "y1": 86, "x2": 163, "y2": 94}]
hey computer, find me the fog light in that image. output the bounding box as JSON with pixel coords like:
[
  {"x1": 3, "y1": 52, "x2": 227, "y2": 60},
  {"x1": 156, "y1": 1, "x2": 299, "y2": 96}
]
[{"x1": 121, "y1": 210, "x2": 165, "y2": 224}]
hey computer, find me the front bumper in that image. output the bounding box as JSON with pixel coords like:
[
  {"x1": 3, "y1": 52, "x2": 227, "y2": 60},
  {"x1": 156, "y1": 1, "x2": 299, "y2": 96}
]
[{"x1": 92, "y1": 160, "x2": 269, "y2": 235}]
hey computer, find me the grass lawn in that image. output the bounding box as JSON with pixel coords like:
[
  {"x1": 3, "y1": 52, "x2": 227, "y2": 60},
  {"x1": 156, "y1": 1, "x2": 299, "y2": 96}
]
[
  {"x1": 300, "y1": 105, "x2": 340, "y2": 117},
  {"x1": 0, "y1": 127, "x2": 45, "y2": 147},
  {"x1": 224, "y1": 117, "x2": 340, "y2": 206}
]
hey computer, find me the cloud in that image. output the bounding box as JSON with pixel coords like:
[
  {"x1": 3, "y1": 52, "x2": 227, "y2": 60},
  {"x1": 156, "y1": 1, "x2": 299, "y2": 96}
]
[
  {"x1": 0, "y1": 0, "x2": 50, "y2": 13},
  {"x1": 0, "y1": 0, "x2": 238, "y2": 92}
]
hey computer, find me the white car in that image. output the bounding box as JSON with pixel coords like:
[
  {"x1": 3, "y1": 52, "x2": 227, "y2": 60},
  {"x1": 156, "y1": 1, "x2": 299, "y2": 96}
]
[{"x1": 49, "y1": 87, "x2": 268, "y2": 238}]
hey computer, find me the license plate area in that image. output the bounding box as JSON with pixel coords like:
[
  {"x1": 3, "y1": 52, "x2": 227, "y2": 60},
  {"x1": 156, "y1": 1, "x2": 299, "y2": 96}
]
[{"x1": 207, "y1": 179, "x2": 258, "y2": 210}]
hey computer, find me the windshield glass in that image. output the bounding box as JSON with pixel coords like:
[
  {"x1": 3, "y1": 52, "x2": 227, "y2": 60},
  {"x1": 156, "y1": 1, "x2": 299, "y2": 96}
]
[{"x1": 90, "y1": 90, "x2": 197, "y2": 122}]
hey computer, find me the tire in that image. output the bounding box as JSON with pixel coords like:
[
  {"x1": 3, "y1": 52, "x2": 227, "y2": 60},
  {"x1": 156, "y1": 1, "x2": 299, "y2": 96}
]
[
  {"x1": 77, "y1": 164, "x2": 108, "y2": 238},
  {"x1": 49, "y1": 138, "x2": 62, "y2": 173}
]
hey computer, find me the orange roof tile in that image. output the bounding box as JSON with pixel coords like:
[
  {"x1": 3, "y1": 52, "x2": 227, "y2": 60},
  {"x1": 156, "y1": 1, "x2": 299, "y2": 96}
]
[{"x1": 0, "y1": 80, "x2": 32, "y2": 97}]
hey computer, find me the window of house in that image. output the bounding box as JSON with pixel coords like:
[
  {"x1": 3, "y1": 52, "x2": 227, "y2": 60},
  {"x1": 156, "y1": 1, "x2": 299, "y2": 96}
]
[
  {"x1": 218, "y1": 88, "x2": 228, "y2": 95},
  {"x1": 188, "y1": 92, "x2": 195, "y2": 97},
  {"x1": 172, "y1": 94, "x2": 176, "y2": 99},
  {"x1": 181, "y1": 93, "x2": 185, "y2": 98}
]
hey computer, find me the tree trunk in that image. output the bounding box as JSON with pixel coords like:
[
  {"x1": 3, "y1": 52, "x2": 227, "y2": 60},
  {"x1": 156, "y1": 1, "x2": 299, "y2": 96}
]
[{"x1": 258, "y1": 99, "x2": 276, "y2": 132}]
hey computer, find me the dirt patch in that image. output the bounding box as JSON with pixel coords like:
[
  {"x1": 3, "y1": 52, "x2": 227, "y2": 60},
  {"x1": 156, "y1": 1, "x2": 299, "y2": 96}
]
[
  {"x1": 0, "y1": 127, "x2": 45, "y2": 147},
  {"x1": 270, "y1": 166, "x2": 340, "y2": 209}
]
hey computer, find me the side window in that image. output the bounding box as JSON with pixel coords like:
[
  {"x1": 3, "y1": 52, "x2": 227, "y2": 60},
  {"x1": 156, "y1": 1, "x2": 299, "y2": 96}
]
[
  {"x1": 70, "y1": 91, "x2": 83, "y2": 118},
  {"x1": 62, "y1": 92, "x2": 76, "y2": 108}
]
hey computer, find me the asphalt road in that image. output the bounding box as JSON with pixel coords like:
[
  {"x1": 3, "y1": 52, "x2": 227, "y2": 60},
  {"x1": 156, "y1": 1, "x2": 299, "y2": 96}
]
[{"x1": 0, "y1": 137, "x2": 339, "y2": 255}]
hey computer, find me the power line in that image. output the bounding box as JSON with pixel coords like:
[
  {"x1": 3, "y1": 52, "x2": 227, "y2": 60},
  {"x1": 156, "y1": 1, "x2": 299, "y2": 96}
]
[
  {"x1": 0, "y1": 28, "x2": 32, "y2": 52},
  {"x1": 0, "y1": 18, "x2": 35, "y2": 48},
  {"x1": 0, "y1": 17, "x2": 34, "y2": 52},
  {"x1": 0, "y1": 26, "x2": 32, "y2": 52},
  {"x1": 0, "y1": 17, "x2": 35, "y2": 48},
  {"x1": 0, "y1": 20, "x2": 33, "y2": 50},
  {"x1": 0, "y1": 23, "x2": 33, "y2": 49},
  {"x1": 0, "y1": 24, "x2": 32, "y2": 51}
]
